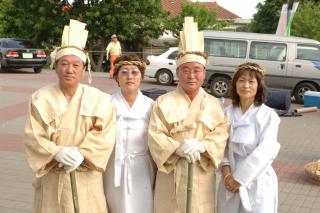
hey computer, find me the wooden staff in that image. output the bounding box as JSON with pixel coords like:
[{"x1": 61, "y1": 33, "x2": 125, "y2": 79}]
[
  {"x1": 70, "y1": 171, "x2": 80, "y2": 213},
  {"x1": 186, "y1": 162, "x2": 194, "y2": 213}
]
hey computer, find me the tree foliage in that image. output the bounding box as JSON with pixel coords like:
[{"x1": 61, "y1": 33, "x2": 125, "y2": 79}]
[
  {"x1": 250, "y1": 0, "x2": 285, "y2": 33},
  {"x1": 250, "y1": 0, "x2": 320, "y2": 36},
  {"x1": 291, "y1": 0, "x2": 320, "y2": 41},
  {"x1": 0, "y1": 0, "x2": 168, "y2": 71},
  {"x1": 0, "y1": 0, "x2": 68, "y2": 49},
  {"x1": 163, "y1": 3, "x2": 227, "y2": 38}
]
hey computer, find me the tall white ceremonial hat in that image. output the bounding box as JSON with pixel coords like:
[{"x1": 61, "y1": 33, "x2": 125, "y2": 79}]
[
  {"x1": 176, "y1": 17, "x2": 207, "y2": 67},
  {"x1": 50, "y1": 19, "x2": 92, "y2": 83}
]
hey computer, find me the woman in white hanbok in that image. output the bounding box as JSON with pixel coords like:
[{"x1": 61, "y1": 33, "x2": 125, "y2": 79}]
[
  {"x1": 103, "y1": 55, "x2": 155, "y2": 213},
  {"x1": 217, "y1": 63, "x2": 280, "y2": 213}
]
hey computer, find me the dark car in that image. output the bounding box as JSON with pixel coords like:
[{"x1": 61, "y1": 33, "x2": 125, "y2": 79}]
[{"x1": 0, "y1": 38, "x2": 47, "y2": 73}]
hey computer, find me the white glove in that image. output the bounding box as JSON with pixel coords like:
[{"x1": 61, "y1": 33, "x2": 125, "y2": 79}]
[
  {"x1": 183, "y1": 139, "x2": 205, "y2": 154},
  {"x1": 63, "y1": 148, "x2": 84, "y2": 173},
  {"x1": 176, "y1": 139, "x2": 205, "y2": 163},
  {"x1": 176, "y1": 144, "x2": 192, "y2": 162},
  {"x1": 54, "y1": 147, "x2": 78, "y2": 167},
  {"x1": 181, "y1": 139, "x2": 205, "y2": 163}
]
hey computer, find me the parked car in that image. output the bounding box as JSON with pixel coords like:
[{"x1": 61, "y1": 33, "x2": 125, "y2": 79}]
[
  {"x1": 0, "y1": 38, "x2": 47, "y2": 73},
  {"x1": 202, "y1": 31, "x2": 320, "y2": 104},
  {"x1": 145, "y1": 47, "x2": 178, "y2": 85}
]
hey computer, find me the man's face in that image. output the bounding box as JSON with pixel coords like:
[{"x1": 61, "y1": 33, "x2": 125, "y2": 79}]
[
  {"x1": 55, "y1": 55, "x2": 85, "y2": 88},
  {"x1": 176, "y1": 62, "x2": 206, "y2": 95}
]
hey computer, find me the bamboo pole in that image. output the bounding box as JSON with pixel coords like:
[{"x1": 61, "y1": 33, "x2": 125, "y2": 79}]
[
  {"x1": 186, "y1": 162, "x2": 194, "y2": 213},
  {"x1": 70, "y1": 171, "x2": 80, "y2": 213}
]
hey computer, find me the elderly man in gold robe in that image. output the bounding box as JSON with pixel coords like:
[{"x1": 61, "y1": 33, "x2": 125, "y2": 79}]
[
  {"x1": 24, "y1": 20, "x2": 116, "y2": 213},
  {"x1": 148, "y1": 17, "x2": 229, "y2": 213}
]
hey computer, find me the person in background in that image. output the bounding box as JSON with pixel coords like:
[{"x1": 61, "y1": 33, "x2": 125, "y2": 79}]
[
  {"x1": 148, "y1": 17, "x2": 229, "y2": 213},
  {"x1": 24, "y1": 19, "x2": 116, "y2": 213},
  {"x1": 106, "y1": 34, "x2": 122, "y2": 79},
  {"x1": 217, "y1": 62, "x2": 280, "y2": 213},
  {"x1": 104, "y1": 55, "x2": 155, "y2": 213}
]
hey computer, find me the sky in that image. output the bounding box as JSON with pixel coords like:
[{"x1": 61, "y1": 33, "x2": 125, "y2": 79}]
[{"x1": 193, "y1": 0, "x2": 266, "y2": 19}]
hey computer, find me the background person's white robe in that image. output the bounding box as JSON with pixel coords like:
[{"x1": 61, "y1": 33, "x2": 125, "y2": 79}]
[
  {"x1": 218, "y1": 104, "x2": 280, "y2": 213},
  {"x1": 104, "y1": 90, "x2": 155, "y2": 213}
]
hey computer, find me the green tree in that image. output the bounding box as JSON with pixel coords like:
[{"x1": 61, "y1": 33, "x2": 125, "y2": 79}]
[
  {"x1": 0, "y1": 0, "x2": 168, "y2": 71},
  {"x1": 0, "y1": 0, "x2": 68, "y2": 48},
  {"x1": 250, "y1": 0, "x2": 320, "y2": 35},
  {"x1": 164, "y1": 3, "x2": 227, "y2": 38},
  {"x1": 299, "y1": 0, "x2": 320, "y2": 3},
  {"x1": 250, "y1": 0, "x2": 285, "y2": 33},
  {"x1": 291, "y1": 0, "x2": 320, "y2": 41}
]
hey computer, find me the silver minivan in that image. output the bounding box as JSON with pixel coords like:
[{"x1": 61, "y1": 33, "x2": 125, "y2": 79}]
[{"x1": 203, "y1": 31, "x2": 320, "y2": 104}]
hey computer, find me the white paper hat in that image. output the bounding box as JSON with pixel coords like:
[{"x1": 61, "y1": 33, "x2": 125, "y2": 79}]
[
  {"x1": 176, "y1": 17, "x2": 207, "y2": 67},
  {"x1": 50, "y1": 19, "x2": 92, "y2": 83}
]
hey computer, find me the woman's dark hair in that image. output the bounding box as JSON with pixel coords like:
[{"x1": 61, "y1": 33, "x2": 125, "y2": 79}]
[
  {"x1": 113, "y1": 54, "x2": 146, "y2": 81},
  {"x1": 229, "y1": 62, "x2": 266, "y2": 106}
]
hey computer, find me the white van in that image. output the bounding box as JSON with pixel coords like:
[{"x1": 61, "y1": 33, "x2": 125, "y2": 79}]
[{"x1": 203, "y1": 31, "x2": 320, "y2": 104}]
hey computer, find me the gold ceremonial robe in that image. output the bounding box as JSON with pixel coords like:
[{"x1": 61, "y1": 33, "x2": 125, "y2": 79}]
[
  {"x1": 148, "y1": 87, "x2": 229, "y2": 213},
  {"x1": 24, "y1": 84, "x2": 116, "y2": 213}
]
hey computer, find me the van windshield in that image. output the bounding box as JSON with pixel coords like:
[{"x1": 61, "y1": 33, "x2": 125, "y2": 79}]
[{"x1": 297, "y1": 44, "x2": 320, "y2": 61}]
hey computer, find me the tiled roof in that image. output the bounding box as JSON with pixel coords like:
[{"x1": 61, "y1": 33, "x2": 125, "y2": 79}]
[
  {"x1": 162, "y1": 0, "x2": 190, "y2": 17},
  {"x1": 162, "y1": 0, "x2": 240, "y2": 20},
  {"x1": 203, "y1": 2, "x2": 240, "y2": 19}
]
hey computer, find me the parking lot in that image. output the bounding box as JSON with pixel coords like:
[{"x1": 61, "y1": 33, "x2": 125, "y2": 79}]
[{"x1": 0, "y1": 69, "x2": 319, "y2": 213}]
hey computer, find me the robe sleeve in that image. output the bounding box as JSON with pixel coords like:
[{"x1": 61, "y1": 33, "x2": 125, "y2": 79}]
[
  {"x1": 233, "y1": 112, "x2": 280, "y2": 186},
  {"x1": 219, "y1": 142, "x2": 231, "y2": 167},
  {"x1": 148, "y1": 102, "x2": 180, "y2": 174},
  {"x1": 78, "y1": 103, "x2": 116, "y2": 172},
  {"x1": 200, "y1": 111, "x2": 229, "y2": 171},
  {"x1": 24, "y1": 99, "x2": 62, "y2": 177}
]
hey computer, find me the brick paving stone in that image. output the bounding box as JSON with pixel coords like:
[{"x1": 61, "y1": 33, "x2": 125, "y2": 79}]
[
  {"x1": 299, "y1": 207, "x2": 311, "y2": 213},
  {"x1": 310, "y1": 209, "x2": 320, "y2": 213},
  {"x1": 1, "y1": 69, "x2": 320, "y2": 213}
]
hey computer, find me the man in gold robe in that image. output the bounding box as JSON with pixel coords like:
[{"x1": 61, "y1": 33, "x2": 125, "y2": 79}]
[
  {"x1": 148, "y1": 17, "x2": 229, "y2": 213},
  {"x1": 24, "y1": 19, "x2": 116, "y2": 213}
]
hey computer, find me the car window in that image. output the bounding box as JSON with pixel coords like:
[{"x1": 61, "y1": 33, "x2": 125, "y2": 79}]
[
  {"x1": 3, "y1": 39, "x2": 37, "y2": 49},
  {"x1": 168, "y1": 51, "x2": 178, "y2": 60},
  {"x1": 204, "y1": 38, "x2": 247, "y2": 58},
  {"x1": 153, "y1": 49, "x2": 170, "y2": 56},
  {"x1": 297, "y1": 44, "x2": 320, "y2": 61},
  {"x1": 250, "y1": 42, "x2": 287, "y2": 61}
]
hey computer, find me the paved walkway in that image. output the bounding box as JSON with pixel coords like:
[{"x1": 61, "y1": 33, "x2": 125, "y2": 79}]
[{"x1": 0, "y1": 69, "x2": 319, "y2": 213}]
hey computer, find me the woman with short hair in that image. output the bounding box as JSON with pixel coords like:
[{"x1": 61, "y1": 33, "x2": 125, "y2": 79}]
[
  {"x1": 218, "y1": 62, "x2": 281, "y2": 213},
  {"x1": 104, "y1": 55, "x2": 155, "y2": 213}
]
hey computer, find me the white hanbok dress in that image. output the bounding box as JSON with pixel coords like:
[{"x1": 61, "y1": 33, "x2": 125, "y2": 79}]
[
  {"x1": 218, "y1": 104, "x2": 280, "y2": 213},
  {"x1": 104, "y1": 90, "x2": 155, "y2": 213}
]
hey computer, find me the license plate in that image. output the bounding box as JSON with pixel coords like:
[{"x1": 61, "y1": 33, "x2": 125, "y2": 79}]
[{"x1": 23, "y1": 53, "x2": 33, "y2": 58}]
